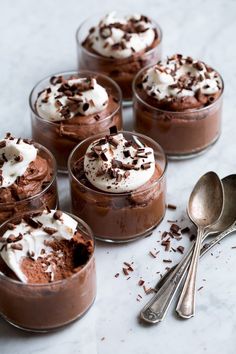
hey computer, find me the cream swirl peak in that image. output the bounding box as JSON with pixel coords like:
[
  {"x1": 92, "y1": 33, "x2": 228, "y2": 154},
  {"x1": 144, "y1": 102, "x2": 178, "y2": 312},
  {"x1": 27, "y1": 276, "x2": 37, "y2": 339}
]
[
  {"x1": 0, "y1": 210, "x2": 78, "y2": 283},
  {"x1": 0, "y1": 135, "x2": 37, "y2": 188},
  {"x1": 84, "y1": 128, "x2": 155, "y2": 193},
  {"x1": 36, "y1": 76, "x2": 109, "y2": 121},
  {"x1": 85, "y1": 12, "x2": 157, "y2": 59},
  {"x1": 142, "y1": 54, "x2": 222, "y2": 101}
]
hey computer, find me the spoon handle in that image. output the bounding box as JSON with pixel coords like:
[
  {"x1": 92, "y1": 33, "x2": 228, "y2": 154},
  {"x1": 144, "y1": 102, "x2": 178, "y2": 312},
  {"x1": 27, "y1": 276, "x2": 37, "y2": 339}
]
[
  {"x1": 140, "y1": 245, "x2": 193, "y2": 323},
  {"x1": 175, "y1": 227, "x2": 204, "y2": 318}
]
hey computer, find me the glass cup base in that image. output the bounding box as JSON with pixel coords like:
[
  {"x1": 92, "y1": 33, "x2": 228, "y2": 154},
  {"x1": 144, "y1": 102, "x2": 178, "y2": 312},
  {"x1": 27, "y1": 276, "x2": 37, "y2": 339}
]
[
  {"x1": 94, "y1": 214, "x2": 165, "y2": 243},
  {"x1": 167, "y1": 135, "x2": 220, "y2": 161},
  {"x1": 0, "y1": 296, "x2": 96, "y2": 333}
]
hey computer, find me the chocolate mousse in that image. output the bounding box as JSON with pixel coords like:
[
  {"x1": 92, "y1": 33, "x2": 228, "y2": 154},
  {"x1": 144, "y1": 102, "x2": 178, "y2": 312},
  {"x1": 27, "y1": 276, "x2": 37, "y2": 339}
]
[
  {"x1": 0, "y1": 134, "x2": 58, "y2": 224},
  {"x1": 68, "y1": 127, "x2": 167, "y2": 242},
  {"x1": 30, "y1": 72, "x2": 122, "y2": 171},
  {"x1": 78, "y1": 12, "x2": 162, "y2": 101},
  {"x1": 133, "y1": 54, "x2": 224, "y2": 157},
  {"x1": 0, "y1": 209, "x2": 95, "y2": 331}
]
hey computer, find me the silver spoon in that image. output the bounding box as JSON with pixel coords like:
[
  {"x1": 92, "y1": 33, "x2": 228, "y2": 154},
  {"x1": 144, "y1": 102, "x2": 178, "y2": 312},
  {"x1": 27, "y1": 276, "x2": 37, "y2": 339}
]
[
  {"x1": 140, "y1": 172, "x2": 227, "y2": 323},
  {"x1": 156, "y1": 174, "x2": 236, "y2": 290},
  {"x1": 176, "y1": 171, "x2": 224, "y2": 318}
]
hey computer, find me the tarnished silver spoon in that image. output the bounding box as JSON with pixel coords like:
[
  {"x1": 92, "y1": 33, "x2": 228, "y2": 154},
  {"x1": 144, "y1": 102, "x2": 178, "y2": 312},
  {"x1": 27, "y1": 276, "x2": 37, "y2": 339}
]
[{"x1": 176, "y1": 172, "x2": 224, "y2": 318}]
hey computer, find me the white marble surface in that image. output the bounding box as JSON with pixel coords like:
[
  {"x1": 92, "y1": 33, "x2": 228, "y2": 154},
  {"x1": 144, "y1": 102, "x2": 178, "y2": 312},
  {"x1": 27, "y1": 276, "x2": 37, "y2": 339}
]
[{"x1": 1, "y1": 0, "x2": 236, "y2": 353}]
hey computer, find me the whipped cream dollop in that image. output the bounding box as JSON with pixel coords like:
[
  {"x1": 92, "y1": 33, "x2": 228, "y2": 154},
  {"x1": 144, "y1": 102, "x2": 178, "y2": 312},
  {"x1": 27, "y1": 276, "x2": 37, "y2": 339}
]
[
  {"x1": 0, "y1": 210, "x2": 78, "y2": 283},
  {"x1": 84, "y1": 130, "x2": 155, "y2": 193},
  {"x1": 85, "y1": 12, "x2": 157, "y2": 59},
  {"x1": 36, "y1": 76, "x2": 109, "y2": 122},
  {"x1": 0, "y1": 136, "x2": 37, "y2": 188},
  {"x1": 142, "y1": 54, "x2": 222, "y2": 101}
]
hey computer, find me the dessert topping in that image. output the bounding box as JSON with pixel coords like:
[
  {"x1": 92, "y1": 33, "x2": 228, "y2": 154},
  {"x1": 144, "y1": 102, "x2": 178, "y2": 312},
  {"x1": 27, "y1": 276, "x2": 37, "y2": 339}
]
[
  {"x1": 36, "y1": 76, "x2": 109, "y2": 121},
  {"x1": 84, "y1": 128, "x2": 155, "y2": 193}
]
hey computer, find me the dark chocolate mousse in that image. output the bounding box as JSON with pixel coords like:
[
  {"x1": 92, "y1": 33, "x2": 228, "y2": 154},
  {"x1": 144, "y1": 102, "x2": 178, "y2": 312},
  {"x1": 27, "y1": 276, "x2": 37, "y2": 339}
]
[
  {"x1": 78, "y1": 12, "x2": 162, "y2": 100},
  {"x1": 30, "y1": 72, "x2": 122, "y2": 171},
  {"x1": 133, "y1": 54, "x2": 224, "y2": 157},
  {"x1": 69, "y1": 127, "x2": 167, "y2": 242},
  {"x1": 0, "y1": 209, "x2": 96, "y2": 331},
  {"x1": 0, "y1": 134, "x2": 57, "y2": 224}
]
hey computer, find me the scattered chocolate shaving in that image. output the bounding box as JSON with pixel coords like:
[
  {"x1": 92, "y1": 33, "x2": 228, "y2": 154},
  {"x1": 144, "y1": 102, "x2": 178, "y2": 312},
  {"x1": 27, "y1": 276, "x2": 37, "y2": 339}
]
[
  {"x1": 0, "y1": 141, "x2": 6, "y2": 149},
  {"x1": 53, "y1": 210, "x2": 63, "y2": 220},
  {"x1": 149, "y1": 251, "x2": 157, "y2": 258},
  {"x1": 11, "y1": 243, "x2": 23, "y2": 251},
  {"x1": 123, "y1": 268, "x2": 129, "y2": 276},
  {"x1": 167, "y1": 204, "x2": 177, "y2": 210},
  {"x1": 114, "y1": 273, "x2": 119, "y2": 278},
  {"x1": 14, "y1": 155, "x2": 23, "y2": 162},
  {"x1": 177, "y1": 246, "x2": 185, "y2": 254},
  {"x1": 138, "y1": 279, "x2": 145, "y2": 286},
  {"x1": 109, "y1": 126, "x2": 118, "y2": 135},
  {"x1": 197, "y1": 286, "x2": 204, "y2": 291},
  {"x1": 181, "y1": 227, "x2": 190, "y2": 234},
  {"x1": 43, "y1": 227, "x2": 57, "y2": 235}
]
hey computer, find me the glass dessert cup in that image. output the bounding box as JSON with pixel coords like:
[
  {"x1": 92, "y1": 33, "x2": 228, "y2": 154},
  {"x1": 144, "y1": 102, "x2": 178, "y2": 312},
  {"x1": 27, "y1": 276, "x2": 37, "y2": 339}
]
[
  {"x1": 0, "y1": 143, "x2": 58, "y2": 226},
  {"x1": 0, "y1": 212, "x2": 96, "y2": 332},
  {"x1": 76, "y1": 13, "x2": 162, "y2": 103},
  {"x1": 29, "y1": 71, "x2": 123, "y2": 173},
  {"x1": 68, "y1": 131, "x2": 167, "y2": 243},
  {"x1": 133, "y1": 67, "x2": 224, "y2": 159}
]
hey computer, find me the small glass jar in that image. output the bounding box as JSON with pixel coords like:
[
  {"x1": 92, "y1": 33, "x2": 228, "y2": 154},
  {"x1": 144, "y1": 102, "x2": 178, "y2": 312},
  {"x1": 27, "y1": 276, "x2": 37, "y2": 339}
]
[
  {"x1": 0, "y1": 212, "x2": 96, "y2": 332},
  {"x1": 68, "y1": 131, "x2": 167, "y2": 243},
  {"x1": 29, "y1": 71, "x2": 123, "y2": 172},
  {"x1": 76, "y1": 12, "x2": 162, "y2": 103},
  {"x1": 0, "y1": 143, "x2": 58, "y2": 225},
  {"x1": 133, "y1": 66, "x2": 224, "y2": 159}
]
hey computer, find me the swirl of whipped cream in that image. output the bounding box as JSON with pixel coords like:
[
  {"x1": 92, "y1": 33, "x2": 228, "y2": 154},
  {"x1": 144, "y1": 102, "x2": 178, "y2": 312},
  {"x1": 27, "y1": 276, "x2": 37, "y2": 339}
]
[
  {"x1": 142, "y1": 55, "x2": 222, "y2": 100},
  {"x1": 36, "y1": 76, "x2": 109, "y2": 122},
  {"x1": 84, "y1": 132, "x2": 155, "y2": 193},
  {"x1": 0, "y1": 136, "x2": 37, "y2": 188},
  {"x1": 85, "y1": 12, "x2": 156, "y2": 59},
  {"x1": 0, "y1": 210, "x2": 78, "y2": 283}
]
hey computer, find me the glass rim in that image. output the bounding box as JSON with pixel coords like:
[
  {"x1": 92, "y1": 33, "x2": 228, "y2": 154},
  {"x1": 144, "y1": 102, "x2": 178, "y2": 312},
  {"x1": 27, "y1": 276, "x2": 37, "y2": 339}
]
[
  {"x1": 0, "y1": 211, "x2": 95, "y2": 287},
  {"x1": 0, "y1": 142, "x2": 57, "y2": 206},
  {"x1": 29, "y1": 70, "x2": 123, "y2": 126},
  {"x1": 75, "y1": 12, "x2": 163, "y2": 61},
  {"x1": 68, "y1": 130, "x2": 167, "y2": 196},
  {"x1": 132, "y1": 64, "x2": 224, "y2": 116}
]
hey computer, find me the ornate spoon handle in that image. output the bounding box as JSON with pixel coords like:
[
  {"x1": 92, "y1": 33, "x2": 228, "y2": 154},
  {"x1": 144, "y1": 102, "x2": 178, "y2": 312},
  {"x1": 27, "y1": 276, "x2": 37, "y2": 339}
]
[{"x1": 140, "y1": 246, "x2": 193, "y2": 323}]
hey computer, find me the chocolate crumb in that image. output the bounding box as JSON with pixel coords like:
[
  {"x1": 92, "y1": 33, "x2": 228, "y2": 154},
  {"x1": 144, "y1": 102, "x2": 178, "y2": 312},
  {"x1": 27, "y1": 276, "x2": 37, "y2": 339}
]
[
  {"x1": 138, "y1": 279, "x2": 145, "y2": 286},
  {"x1": 11, "y1": 243, "x2": 23, "y2": 251},
  {"x1": 167, "y1": 204, "x2": 177, "y2": 210},
  {"x1": 177, "y1": 246, "x2": 185, "y2": 254},
  {"x1": 181, "y1": 227, "x2": 190, "y2": 234},
  {"x1": 53, "y1": 210, "x2": 63, "y2": 220}
]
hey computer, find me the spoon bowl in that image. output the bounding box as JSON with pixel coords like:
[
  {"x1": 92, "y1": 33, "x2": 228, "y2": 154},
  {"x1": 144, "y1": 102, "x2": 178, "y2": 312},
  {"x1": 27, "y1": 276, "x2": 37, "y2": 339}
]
[
  {"x1": 187, "y1": 171, "x2": 224, "y2": 228},
  {"x1": 209, "y1": 174, "x2": 236, "y2": 233}
]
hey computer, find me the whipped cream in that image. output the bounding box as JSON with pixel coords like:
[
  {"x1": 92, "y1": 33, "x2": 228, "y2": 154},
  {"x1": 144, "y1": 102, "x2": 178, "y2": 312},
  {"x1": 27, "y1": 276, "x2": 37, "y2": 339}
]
[
  {"x1": 142, "y1": 55, "x2": 222, "y2": 101},
  {"x1": 0, "y1": 210, "x2": 78, "y2": 283},
  {"x1": 86, "y1": 12, "x2": 156, "y2": 59},
  {"x1": 84, "y1": 132, "x2": 155, "y2": 193},
  {"x1": 36, "y1": 77, "x2": 109, "y2": 122},
  {"x1": 0, "y1": 136, "x2": 37, "y2": 188}
]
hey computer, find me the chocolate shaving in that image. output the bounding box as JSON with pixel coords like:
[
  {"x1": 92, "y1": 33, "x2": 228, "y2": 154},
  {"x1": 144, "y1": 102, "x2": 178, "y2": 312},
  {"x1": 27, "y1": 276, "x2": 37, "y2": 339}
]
[
  {"x1": 0, "y1": 141, "x2": 6, "y2": 149},
  {"x1": 177, "y1": 246, "x2": 185, "y2": 254},
  {"x1": 11, "y1": 243, "x2": 23, "y2": 251},
  {"x1": 109, "y1": 126, "x2": 118, "y2": 135},
  {"x1": 43, "y1": 227, "x2": 57, "y2": 235},
  {"x1": 53, "y1": 210, "x2": 63, "y2": 220}
]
